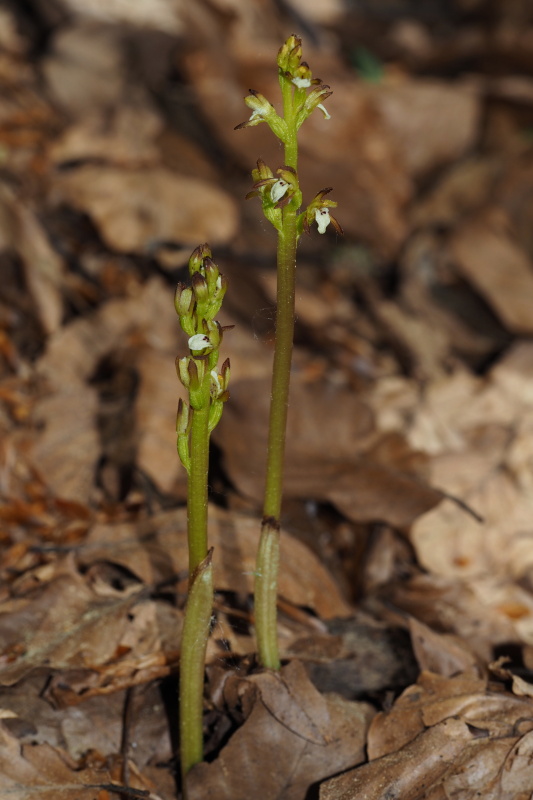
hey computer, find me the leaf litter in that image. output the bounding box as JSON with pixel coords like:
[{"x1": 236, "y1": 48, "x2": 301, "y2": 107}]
[{"x1": 1, "y1": 1, "x2": 533, "y2": 798}]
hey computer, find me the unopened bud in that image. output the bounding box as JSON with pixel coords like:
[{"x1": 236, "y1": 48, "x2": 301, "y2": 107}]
[
  {"x1": 176, "y1": 397, "x2": 190, "y2": 435},
  {"x1": 174, "y1": 284, "x2": 194, "y2": 317},
  {"x1": 203, "y1": 257, "x2": 220, "y2": 292},
  {"x1": 277, "y1": 34, "x2": 302, "y2": 74},
  {"x1": 177, "y1": 356, "x2": 190, "y2": 388},
  {"x1": 192, "y1": 272, "x2": 209, "y2": 304},
  {"x1": 189, "y1": 243, "x2": 212, "y2": 275}
]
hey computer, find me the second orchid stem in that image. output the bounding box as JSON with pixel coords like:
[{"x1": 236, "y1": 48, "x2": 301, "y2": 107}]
[
  {"x1": 254, "y1": 64, "x2": 299, "y2": 672},
  {"x1": 237, "y1": 35, "x2": 340, "y2": 671}
]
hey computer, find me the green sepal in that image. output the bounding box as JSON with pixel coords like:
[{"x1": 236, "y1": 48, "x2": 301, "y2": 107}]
[{"x1": 208, "y1": 399, "x2": 224, "y2": 434}]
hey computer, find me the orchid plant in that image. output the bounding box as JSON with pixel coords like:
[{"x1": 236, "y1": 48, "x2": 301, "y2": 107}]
[
  {"x1": 236, "y1": 35, "x2": 341, "y2": 670},
  {"x1": 174, "y1": 245, "x2": 230, "y2": 784}
]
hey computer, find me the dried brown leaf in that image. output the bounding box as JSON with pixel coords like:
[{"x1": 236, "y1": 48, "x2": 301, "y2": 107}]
[
  {"x1": 215, "y1": 376, "x2": 441, "y2": 528},
  {"x1": 186, "y1": 660, "x2": 374, "y2": 800},
  {"x1": 323, "y1": 671, "x2": 533, "y2": 799},
  {"x1": 451, "y1": 210, "x2": 533, "y2": 334},
  {"x1": 375, "y1": 79, "x2": 481, "y2": 178},
  {"x1": 53, "y1": 165, "x2": 239, "y2": 255},
  {"x1": 0, "y1": 719, "x2": 162, "y2": 800}
]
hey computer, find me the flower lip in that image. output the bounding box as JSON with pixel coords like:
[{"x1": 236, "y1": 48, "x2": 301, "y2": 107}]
[
  {"x1": 292, "y1": 76, "x2": 312, "y2": 89},
  {"x1": 315, "y1": 208, "x2": 331, "y2": 234},
  {"x1": 316, "y1": 103, "x2": 331, "y2": 120},
  {"x1": 188, "y1": 334, "x2": 211, "y2": 351},
  {"x1": 271, "y1": 179, "x2": 289, "y2": 203}
]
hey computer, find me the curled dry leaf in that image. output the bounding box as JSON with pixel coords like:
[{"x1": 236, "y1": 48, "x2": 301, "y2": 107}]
[
  {"x1": 0, "y1": 554, "x2": 181, "y2": 691},
  {"x1": 451, "y1": 210, "x2": 533, "y2": 335},
  {"x1": 322, "y1": 670, "x2": 533, "y2": 800},
  {"x1": 31, "y1": 277, "x2": 184, "y2": 502},
  {"x1": 0, "y1": 721, "x2": 120, "y2": 800},
  {"x1": 0, "y1": 185, "x2": 64, "y2": 335},
  {"x1": 186, "y1": 660, "x2": 375, "y2": 800},
  {"x1": 375, "y1": 79, "x2": 481, "y2": 178},
  {"x1": 53, "y1": 165, "x2": 239, "y2": 257}
]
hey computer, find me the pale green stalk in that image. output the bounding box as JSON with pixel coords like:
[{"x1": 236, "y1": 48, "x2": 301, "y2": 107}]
[
  {"x1": 236, "y1": 36, "x2": 339, "y2": 671},
  {"x1": 255, "y1": 83, "x2": 299, "y2": 671},
  {"x1": 174, "y1": 247, "x2": 230, "y2": 789},
  {"x1": 187, "y1": 398, "x2": 210, "y2": 573}
]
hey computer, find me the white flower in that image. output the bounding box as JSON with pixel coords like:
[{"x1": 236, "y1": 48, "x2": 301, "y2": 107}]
[
  {"x1": 271, "y1": 179, "x2": 289, "y2": 203},
  {"x1": 292, "y1": 76, "x2": 312, "y2": 89},
  {"x1": 315, "y1": 207, "x2": 331, "y2": 234},
  {"x1": 188, "y1": 333, "x2": 211, "y2": 350},
  {"x1": 316, "y1": 103, "x2": 331, "y2": 120}
]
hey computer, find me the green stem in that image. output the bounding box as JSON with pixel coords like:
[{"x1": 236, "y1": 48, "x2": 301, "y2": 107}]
[
  {"x1": 179, "y1": 551, "x2": 214, "y2": 789},
  {"x1": 180, "y1": 381, "x2": 212, "y2": 788},
  {"x1": 262, "y1": 214, "x2": 297, "y2": 519},
  {"x1": 187, "y1": 399, "x2": 210, "y2": 574},
  {"x1": 255, "y1": 77, "x2": 299, "y2": 670},
  {"x1": 255, "y1": 518, "x2": 281, "y2": 670}
]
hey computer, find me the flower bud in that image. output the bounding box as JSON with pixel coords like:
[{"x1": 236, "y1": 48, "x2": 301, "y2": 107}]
[
  {"x1": 187, "y1": 357, "x2": 205, "y2": 391},
  {"x1": 189, "y1": 243, "x2": 212, "y2": 275},
  {"x1": 192, "y1": 272, "x2": 209, "y2": 304},
  {"x1": 176, "y1": 397, "x2": 190, "y2": 435},
  {"x1": 252, "y1": 158, "x2": 274, "y2": 184},
  {"x1": 176, "y1": 398, "x2": 191, "y2": 472},
  {"x1": 277, "y1": 34, "x2": 302, "y2": 74},
  {"x1": 174, "y1": 284, "x2": 194, "y2": 318},
  {"x1": 177, "y1": 356, "x2": 191, "y2": 388},
  {"x1": 203, "y1": 257, "x2": 219, "y2": 292}
]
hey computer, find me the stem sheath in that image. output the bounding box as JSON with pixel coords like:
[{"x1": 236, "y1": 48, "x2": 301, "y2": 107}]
[{"x1": 179, "y1": 551, "x2": 214, "y2": 786}]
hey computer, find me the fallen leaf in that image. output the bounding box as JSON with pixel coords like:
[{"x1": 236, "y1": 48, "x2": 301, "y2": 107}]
[
  {"x1": 451, "y1": 209, "x2": 533, "y2": 334},
  {"x1": 322, "y1": 671, "x2": 533, "y2": 799},
  {"x1": 186, "y1": 660, "x2": 374, "y2": 800},
  {"x1": 53, "y1": 165, "x2": 239, "y2": 256}
]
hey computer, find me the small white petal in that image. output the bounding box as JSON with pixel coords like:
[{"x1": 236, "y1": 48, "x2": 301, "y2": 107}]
[
  {"x1": 316, "y1": 103, "x2": 331, "y2": 120},
  {"x1": 315, "y1": 208, "x2": 331, "y2": 234},
  {"x1": 292, "y1": 77, "x2": 312, "y2": 89},
  {"x1": 271, "y1": 179, "x2": 289, "y2": 203},
  {"x1": 210, "y1": 370, "x2": 222, "y2": 394},
  {"x1": 188, "y1": 334, "x2": 211, "y2": 350}
]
